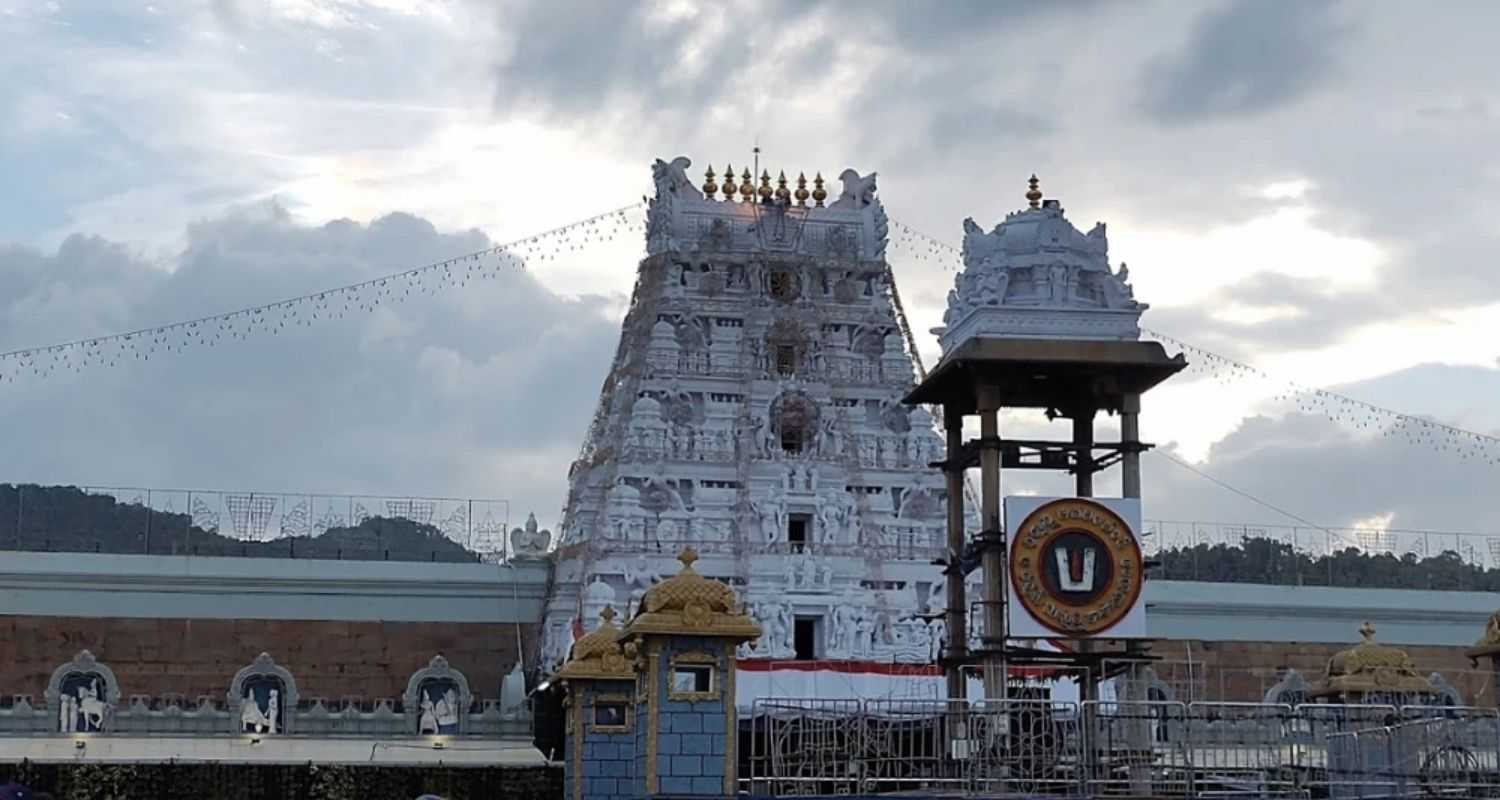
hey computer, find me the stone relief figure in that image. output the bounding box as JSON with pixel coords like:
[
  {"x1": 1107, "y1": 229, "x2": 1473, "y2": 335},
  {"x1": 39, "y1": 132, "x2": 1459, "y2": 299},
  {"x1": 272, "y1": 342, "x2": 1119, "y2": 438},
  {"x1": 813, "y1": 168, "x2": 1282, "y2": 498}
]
[
  {"x1": 1049, "y1": 263, "x2": 1070, "y2": 303},
  {"x1": 57, "y1": 676, "x2": 109, "y2": 733},
  {"x1": 831, "y1": 169, "x2": 878, "y2": 209},
  {"x1": 240, "y1": 688, "x2": 279, "y2": 734},
  {"x1": 624, "y1": 555, "x2": 656, "y2": 617},
  {"x1": 651, "y1": 156, "x2": 698, "y2": 198},
  {"x1": 818, "y1": 497, "x2": 842, "y2": 544},
  {"x1": 418, "y1": 695, "x2": 439, "y2": 734},
  {"x1": 831, "y1": 604, "x2": 855, "y2": 657},
  {"x1": 855, "y1": 611, "x2": 876, "y2": 657},
  {"x1": 756, "y1": 490, "x2": 786, "y2": 544},
  {"x1": 509, "y1": 512, "x2": 552, "y2": 557},
  {"x1": 817, "y1": 413, "x2": 843, "y2": 457},
  {"x1": 1099, "y1": 261, "x2": 1137, "y2": 309}
]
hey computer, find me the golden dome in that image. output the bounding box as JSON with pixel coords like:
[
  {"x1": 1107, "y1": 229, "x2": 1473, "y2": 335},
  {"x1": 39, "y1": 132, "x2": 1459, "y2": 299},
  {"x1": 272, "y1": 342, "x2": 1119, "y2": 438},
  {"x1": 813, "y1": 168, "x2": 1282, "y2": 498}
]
[
  {"x1": 1314, "y1": 622, "x2": 1433, "y2": 699},
  {"x1": 623, "y1": 547, "x2": 761, "y2": 641},
  {"x1": 1466, "y1": 609, "x2": 1500, "y2": 661},
  {"x1": 555, "y1": 606, "x2": 636, "y2": 682}
]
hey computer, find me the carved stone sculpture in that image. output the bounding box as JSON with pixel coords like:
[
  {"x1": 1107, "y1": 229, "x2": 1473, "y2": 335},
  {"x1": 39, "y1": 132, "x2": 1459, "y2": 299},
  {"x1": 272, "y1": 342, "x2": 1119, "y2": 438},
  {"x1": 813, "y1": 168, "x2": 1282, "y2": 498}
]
[{"x1": 510, "y1": 512, "x2": 552, "y2": 557}]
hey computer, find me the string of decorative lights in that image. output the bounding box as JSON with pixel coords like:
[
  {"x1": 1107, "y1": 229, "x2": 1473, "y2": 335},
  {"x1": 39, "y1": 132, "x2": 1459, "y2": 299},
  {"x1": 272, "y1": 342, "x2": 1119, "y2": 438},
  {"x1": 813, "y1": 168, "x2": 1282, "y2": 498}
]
[
  {"x1": 885, "y1": 216, "x2": 1500, "y2": 466},
  {"x1": 6, "y1": 202, "x2": 1496, "y2": 467},
  {"x1": 0, "y1": 203, "x2": 647, "y2": 383}
]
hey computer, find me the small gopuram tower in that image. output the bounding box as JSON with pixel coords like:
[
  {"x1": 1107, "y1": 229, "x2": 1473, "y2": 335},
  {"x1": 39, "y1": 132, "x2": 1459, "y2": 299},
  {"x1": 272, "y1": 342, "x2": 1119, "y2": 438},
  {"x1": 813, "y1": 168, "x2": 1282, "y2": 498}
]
[
  {"x1": 555, "y1": 606, "x2": 637, "y2": 800},
  {"x1": 621, "y1": 546, "x2": 760, "y2": 798},
  {"x1": 906, "y1": 177, "x2": 1186, "y2": 702},
  {"x1": 1313, "y1": 622, "x2": 1435, "y2": 705}
]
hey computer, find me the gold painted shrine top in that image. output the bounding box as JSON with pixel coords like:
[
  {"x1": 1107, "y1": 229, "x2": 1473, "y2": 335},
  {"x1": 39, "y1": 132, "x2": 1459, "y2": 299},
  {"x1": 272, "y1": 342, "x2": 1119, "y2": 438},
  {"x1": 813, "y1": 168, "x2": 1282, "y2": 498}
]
[
  {"x1": 556, "y1": 606, "x2": 635, "y2": 682},
  {"x1": 1314, "y1": 621, "x2": 1433, "y2": 698},
  {"x1": 622, "y1": 547, "x2": 761, "y2": 641}
]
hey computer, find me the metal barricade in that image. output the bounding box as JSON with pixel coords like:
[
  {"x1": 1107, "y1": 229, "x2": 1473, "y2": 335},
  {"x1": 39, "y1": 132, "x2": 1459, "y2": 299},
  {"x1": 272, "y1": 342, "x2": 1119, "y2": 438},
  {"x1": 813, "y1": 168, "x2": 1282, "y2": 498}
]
[
  {"x1": 1083, "y1": 699, "x2": 1192, "y2": 797},
  {"x1": 966, "y1": 698, "x2": 1082, "y2": 797},
  {"x1": 1187, "y1": 702, "x2": 1300, "y2": 798},
  {"x1": 860, "y1": 699, "x2": 965, "y2": 793},
  {"x1": 1389, "y1": 709, "x2": 1500, "y2": 798},
  {"x1": 748, "y1": 698, "x2": 863, "y2": 797}
]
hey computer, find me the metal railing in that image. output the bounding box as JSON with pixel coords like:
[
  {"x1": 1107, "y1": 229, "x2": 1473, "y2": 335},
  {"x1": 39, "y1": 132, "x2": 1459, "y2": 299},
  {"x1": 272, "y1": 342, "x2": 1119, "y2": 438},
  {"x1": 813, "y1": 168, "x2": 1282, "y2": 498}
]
[
  {"x1": 744, "y1": 697, "x2": 1500, "y2": 798},
  {"x1": 1, "y1": 484, "x2": 510, "y2": 561}
]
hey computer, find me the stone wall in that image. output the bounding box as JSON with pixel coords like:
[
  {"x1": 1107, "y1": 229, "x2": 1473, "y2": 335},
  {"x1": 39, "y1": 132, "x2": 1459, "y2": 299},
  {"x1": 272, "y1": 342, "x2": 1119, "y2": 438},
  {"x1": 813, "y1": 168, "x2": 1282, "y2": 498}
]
[{"x1": 0, "y1": 615, "x2": 539, "y2": 702}]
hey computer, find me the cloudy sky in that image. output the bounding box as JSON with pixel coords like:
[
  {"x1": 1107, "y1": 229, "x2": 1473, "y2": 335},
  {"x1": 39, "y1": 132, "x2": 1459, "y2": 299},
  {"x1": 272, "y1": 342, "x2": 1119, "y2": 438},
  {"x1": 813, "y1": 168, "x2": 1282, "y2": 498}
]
[{"x1": 4, "y1": 0, "x2": 1500, "y2": 547}]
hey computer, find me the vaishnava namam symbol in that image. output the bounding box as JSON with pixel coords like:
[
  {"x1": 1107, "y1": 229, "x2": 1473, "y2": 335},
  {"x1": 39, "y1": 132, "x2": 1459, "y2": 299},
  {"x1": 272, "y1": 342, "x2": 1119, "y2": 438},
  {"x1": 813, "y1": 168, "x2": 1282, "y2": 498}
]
[{"x1": 1055, "y1": 544, "x2": 1097, "y2": 592}]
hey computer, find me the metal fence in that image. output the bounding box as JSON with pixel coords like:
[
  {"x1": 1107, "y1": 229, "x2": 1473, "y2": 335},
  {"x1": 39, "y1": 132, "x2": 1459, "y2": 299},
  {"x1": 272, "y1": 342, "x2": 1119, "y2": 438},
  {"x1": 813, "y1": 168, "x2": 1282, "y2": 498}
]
[
  {"x1": 1145, "y1": 519, "x2": 1500, "y2": 578},
  {"x1": 1, "y1": 484, "x2": 511, "y2": 561},
  {"x1": 745, "y1": 698, "x2": 1500, "y2": 798}
]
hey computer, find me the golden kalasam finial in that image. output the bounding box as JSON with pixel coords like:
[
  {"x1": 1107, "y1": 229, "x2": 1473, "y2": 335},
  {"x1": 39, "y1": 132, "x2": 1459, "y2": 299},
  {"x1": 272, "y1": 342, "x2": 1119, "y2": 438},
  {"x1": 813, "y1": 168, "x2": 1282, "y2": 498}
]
[
  {"x1": 758, "y1": 170, "x2": 773, "y2": 202},
  {"x1": 702, "y1": 166, "x2": 718, "y2": 198},
  {"x1": 1026, "y1": 174, "x2": 1043, "y2": 208},
  {"x1": 812, "y1": 172, "x2": 827, "y2": 207},
  {"x1": 722, "y1": 164, "x2": 734, "y2": 201},
  {"x1": 795, "y1": 172, "x2": 810, "y2": 207},
  {"x1": 739, "y1": 168, "x2": 754, "y2": 203},
  {"x1": 775, "y1": 171, "x2": 791, "y2": 204},
  {"x1": 677, "y1": 546, "x2": 699, "y2": 570}
]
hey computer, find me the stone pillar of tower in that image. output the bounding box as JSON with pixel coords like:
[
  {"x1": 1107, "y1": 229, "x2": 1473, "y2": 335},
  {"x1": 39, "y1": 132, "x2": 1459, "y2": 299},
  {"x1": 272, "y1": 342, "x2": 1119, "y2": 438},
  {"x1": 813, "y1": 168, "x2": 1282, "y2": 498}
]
[{"x1": 539, "y1": 155, "x2": 954, "y2": 718}]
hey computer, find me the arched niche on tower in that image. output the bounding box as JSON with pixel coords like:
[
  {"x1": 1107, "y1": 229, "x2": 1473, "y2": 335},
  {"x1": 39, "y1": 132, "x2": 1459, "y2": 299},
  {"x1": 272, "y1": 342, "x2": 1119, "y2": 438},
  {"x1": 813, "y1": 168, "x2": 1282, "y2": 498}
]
[
  {"x1": 770, "y1": 390, "x2": 820, "y2": 455},
  {"x1": 403, "y1": 655, "x2": 473, "y2": 735},
  {"x1": 46, "y1": 650, "x2": 120, "y2": 733},
  {"x1": 228, "y1": 652, "x2": 299, "y2": 735}
]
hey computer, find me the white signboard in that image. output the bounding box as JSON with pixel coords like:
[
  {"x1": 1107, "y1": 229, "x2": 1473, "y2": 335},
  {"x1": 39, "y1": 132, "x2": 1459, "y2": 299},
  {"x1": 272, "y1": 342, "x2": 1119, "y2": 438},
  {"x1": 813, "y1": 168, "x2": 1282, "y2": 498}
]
[{"x1": 1004, "y1": 496, "x2": 1146, "y2": 639}]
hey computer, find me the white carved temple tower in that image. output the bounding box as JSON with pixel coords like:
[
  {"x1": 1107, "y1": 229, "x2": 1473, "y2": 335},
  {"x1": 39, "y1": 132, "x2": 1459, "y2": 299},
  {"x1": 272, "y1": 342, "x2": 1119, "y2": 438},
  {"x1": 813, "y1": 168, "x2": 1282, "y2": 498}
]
[{"x1": 539, "y1": 157, "x2": 962, "y2": 705}]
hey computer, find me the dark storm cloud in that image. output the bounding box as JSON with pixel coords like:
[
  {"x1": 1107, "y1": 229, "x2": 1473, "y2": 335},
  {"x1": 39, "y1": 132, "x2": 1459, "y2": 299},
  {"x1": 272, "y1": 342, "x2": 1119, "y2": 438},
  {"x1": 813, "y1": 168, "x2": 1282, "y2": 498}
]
[
  {"x1": 1139, "y1": 0, "x2": 1355, "y2": 123},
  {"x1": 1146, "y1": 272, "x2": 1402, "y2": 357},
  {"x1": 490, "y1": 0, "x2": 810, "y2": 118},
  {"x1": 0, "y1": 205, "x2": 620, "y2": 524}
]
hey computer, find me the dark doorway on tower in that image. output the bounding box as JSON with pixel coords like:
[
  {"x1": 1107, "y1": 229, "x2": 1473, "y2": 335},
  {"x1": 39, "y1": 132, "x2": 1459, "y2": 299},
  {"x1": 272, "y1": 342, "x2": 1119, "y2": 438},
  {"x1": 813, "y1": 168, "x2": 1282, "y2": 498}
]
[
  {"x1": 794, "y1": 616, "x2": 821, "y2": 660},
  {"x1": 788, "y1": 514, "x2": 810, "y2": 552},
  {"x1": 775, "y1": 344, "x2": 796, "y2": 376}
]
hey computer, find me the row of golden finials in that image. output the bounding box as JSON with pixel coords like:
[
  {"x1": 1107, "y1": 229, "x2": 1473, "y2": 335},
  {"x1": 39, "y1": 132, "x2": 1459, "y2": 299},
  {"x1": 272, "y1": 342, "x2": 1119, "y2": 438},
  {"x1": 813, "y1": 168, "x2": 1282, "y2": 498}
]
[
  {"x1": 702, "y1": 166, "x2": 828, "y2": 207},
  {"x1": 701, "y1": 167, "x2": 1047, "y2": 210}
]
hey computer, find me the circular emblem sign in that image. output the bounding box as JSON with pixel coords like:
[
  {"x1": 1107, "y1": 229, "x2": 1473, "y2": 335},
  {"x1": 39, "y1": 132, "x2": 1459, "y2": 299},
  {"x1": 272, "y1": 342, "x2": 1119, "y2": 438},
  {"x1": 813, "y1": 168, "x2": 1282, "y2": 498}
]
[{"x1": 1009, "y1": 498, "x2": 1143, "y2": 637}]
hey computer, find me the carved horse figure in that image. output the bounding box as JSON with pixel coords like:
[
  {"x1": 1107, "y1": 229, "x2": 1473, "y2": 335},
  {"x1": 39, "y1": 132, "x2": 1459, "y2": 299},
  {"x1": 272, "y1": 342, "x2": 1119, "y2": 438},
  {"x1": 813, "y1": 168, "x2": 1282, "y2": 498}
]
[{"x1": 76, "y1": 678, "x2": 107, "y2": 730}]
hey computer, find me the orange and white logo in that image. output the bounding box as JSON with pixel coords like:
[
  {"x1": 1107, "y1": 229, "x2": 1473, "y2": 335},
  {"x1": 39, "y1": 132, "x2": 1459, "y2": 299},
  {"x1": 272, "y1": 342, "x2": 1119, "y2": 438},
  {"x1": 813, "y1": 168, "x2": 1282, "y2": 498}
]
[{"x1": 1009, "y1": 498, "x2": 1144, "y2": 637}]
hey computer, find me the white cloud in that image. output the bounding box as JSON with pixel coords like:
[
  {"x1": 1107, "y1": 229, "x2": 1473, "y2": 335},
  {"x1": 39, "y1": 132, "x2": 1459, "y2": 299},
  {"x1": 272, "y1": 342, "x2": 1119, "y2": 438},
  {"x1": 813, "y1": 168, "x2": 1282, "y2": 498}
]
[{"x1": 6, "y1": 1, "x2": 1500, "y2": 535}]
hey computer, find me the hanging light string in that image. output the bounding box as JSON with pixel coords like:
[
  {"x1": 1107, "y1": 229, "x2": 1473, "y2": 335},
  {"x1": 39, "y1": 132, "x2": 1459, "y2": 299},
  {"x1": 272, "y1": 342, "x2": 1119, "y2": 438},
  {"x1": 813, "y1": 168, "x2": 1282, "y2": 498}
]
[
  {"x1": 0, "y1": 203, "x2": 646, "y2": 382},
  {"x1": 885, "y1": 216, "x2": 1500, "y2": 465}
]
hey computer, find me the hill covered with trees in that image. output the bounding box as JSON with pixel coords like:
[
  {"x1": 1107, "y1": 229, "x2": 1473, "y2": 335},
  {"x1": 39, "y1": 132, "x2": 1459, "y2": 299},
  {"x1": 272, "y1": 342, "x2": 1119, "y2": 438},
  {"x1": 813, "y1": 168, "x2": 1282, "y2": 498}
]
[
  {"x1": 0, "y1": 484, "x2": 483, "y2": 562},
  {"x1": 1151, "y1": 536, "x2": 1500, "y2": 591}
]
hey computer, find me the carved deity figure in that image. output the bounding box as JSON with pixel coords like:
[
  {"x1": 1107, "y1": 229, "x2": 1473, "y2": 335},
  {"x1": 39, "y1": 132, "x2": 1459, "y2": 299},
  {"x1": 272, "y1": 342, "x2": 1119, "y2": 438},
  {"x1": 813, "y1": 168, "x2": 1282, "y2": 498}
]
[
  {"x1": 419, "y1": 695, "x2": 439, "y2": 734},
  {"x1": 756, "y1": 493, "x2": 785, "y2": 544},
  {"x1": 1049, "y1": 263, "x2": 1070, "y2": 303},
  {"x1": 241, "y1": 689, "x2": 279, "y2": 734},
  {"x1": 509, "y1": 512, "x2": 552, "y2": 557}
]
